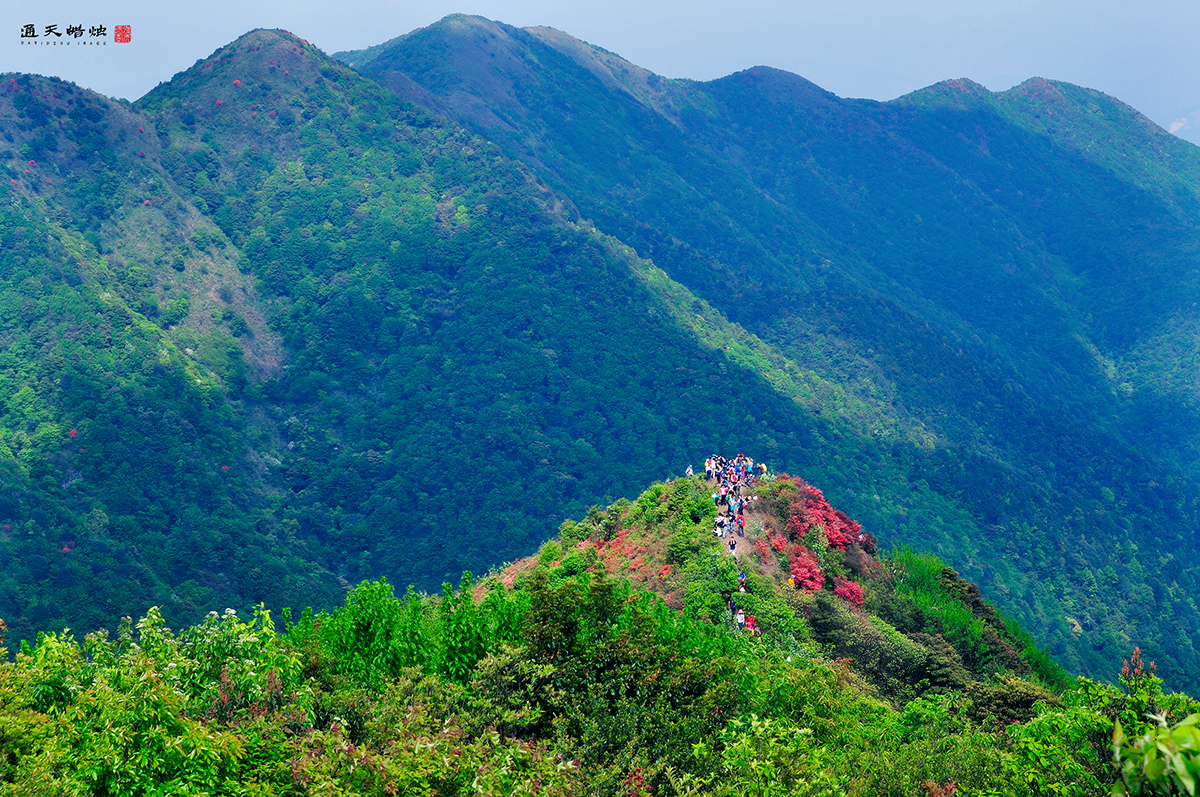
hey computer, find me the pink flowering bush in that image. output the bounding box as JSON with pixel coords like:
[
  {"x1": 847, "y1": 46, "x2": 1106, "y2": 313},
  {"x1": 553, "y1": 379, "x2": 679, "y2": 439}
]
[{"x1": 834, "y1": 577, "x2": 864, "y2": 608}]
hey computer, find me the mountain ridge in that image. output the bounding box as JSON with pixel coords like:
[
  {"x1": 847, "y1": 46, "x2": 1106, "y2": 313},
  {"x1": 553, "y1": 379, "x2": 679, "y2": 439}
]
[
  {"x1": 2, "y1": 20, "x2": 1200, "y2": 691},
  {"x1": 335, "y1": 15, "x2": 1200, "y2": 687},
  {"x1": 2, "y1": 30, "x2": 898, "y2": 653}
]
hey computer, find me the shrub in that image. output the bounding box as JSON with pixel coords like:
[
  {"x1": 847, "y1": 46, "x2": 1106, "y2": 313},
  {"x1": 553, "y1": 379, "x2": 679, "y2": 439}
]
[
  {"x1": 834, "y1": 577, "x2": 864, "y2": 608},
  {"x1": 789, "y1": 546, "x2": 823, "y2": 592},
  {"x1": 966, "y1": 675, "x2": 1059, "y2": 726}
]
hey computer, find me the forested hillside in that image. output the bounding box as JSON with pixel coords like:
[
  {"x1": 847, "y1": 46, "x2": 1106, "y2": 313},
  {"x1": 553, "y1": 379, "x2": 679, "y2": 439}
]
[
  {"x1": 6, "y1": 470, "x2": 1197, "y2": 795},
  {"x1": 336, "y1": 15, "x2": 1200, "y2": 688},
  {"x1": 4, "y1": 14, "x2": 1200, "y2": 695},
  {"x1": 0, "y1": 32, "x2": 930, "y2": 663}
]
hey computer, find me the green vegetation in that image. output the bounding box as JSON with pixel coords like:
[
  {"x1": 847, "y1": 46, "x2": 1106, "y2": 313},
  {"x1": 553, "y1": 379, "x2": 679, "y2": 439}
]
[
  {"x1": 0, "y1": 478, "x2": 1193, "y2": 795},
  {"x1": 336, "y1": 16, "x2": 1200, "y2": 690},
  {"x1": 0, "y1": 39, "x2": 852, "y2": 642},
  {"x1": 4, "y1": 15, "x2": 1200, "y2": 700}
]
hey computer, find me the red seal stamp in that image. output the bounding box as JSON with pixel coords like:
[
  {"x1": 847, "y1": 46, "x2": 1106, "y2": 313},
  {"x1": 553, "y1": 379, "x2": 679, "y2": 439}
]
[{"x1": 114, "y1": 25, "x2": 130, "y2": 43}]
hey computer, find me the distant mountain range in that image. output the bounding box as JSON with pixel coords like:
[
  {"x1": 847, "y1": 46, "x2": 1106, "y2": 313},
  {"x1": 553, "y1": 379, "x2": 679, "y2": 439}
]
[{"x1": 2, "y1": 15, "x2": 1199, "y2": 689}]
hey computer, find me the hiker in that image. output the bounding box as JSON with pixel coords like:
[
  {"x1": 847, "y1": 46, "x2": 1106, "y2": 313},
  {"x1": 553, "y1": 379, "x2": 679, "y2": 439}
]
[
  {"x1": 686, "y1": 464, "x2": 694, "y2": 477},
  {"x1": 736, "y1": 608, "x2": 746, "y2": 630},
  {"x1": 736, "y1": 513, "x2": 745, "y2": 536}
]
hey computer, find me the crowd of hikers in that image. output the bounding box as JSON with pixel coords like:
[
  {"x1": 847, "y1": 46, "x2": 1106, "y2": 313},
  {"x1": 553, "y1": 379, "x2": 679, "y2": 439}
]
[
  {"x1": 704, "y1": 454, "x2": 764, "y2": 556},
  {"x1": 694, "y1": 454, "x2": 768, "y2": 636}
]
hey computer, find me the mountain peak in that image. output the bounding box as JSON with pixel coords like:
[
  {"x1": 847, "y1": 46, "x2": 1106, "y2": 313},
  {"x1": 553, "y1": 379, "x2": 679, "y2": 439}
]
[
  {"x1": 718, "y1": 65, "x2": 839, "y2": 107},
  {"x1": 892, "y1": 77, "x2": 996, "y2": 111},
  {"x1": 1004, "y1": 76, "x2": 1068, "y2": 107},
  {"x1": 332, "y1": 14, "x2": 540, "y2": 134},
  {"x1": 137, "y1": 27, "x2": 330, "y2": 114}
]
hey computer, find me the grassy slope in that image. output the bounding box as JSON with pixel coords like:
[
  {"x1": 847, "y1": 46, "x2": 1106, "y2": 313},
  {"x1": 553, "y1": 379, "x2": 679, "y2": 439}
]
[{"x1": 497, "y1": 472, "x2": 1072, "y2": 706}]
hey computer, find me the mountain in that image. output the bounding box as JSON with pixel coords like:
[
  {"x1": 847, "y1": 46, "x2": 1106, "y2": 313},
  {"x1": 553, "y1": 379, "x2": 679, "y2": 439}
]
[
  {"x1": 0, "y1": 32, "x2": 903, "y2": 660},
  {"x1": 3, "y1": 17, "x2": 1200, "y2": 692},
  {"x1": 335, "y1": 15, "x2": 1200, "y2": 688}
]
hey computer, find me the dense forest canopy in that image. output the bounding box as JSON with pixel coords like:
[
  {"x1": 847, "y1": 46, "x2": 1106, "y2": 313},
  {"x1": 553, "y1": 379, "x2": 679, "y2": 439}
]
[
  {"x1": 0, "y1": 17, "x2": 1199, "y2": 698},
  {"x1": 338, "y1": 15, "x2": 1200, "y2": 688}
]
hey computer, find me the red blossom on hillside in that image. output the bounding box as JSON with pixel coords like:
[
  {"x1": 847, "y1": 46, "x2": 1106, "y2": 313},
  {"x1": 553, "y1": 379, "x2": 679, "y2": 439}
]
[
  {"x1": 789, "y1": 545, "x2": 823, "y2": 591},
  {"x1": 781, "y1": 478, "x2": 860, "y2": 551},
  {"x1": 67, "y1": 429, "x2": 77, "y2": 438},
  {"x1": 658, "y1": 564, "x2": 671, "y2": 578},
  {"x1": 753, "y1": 538, "x2": 770, "y2": 561},
  {"x1": 768, "y1": 533, "x2": 788, "y2": 554},
  {"x1": 834, "y1": 577, "x2": 864, "y2": 608}
]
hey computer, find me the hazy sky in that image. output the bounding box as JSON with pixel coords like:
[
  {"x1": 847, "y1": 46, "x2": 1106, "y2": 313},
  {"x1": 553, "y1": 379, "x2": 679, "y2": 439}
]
[{"x1": 4, "y1": 0, "x2": 1199, "y2": 143}]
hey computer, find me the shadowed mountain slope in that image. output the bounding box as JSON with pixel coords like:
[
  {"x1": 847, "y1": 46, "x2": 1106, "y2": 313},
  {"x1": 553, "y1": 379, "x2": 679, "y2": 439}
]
[{"x1": 337, "y1": 16, "x2": 1200, "y2": 688}]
